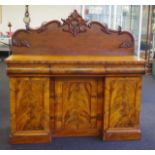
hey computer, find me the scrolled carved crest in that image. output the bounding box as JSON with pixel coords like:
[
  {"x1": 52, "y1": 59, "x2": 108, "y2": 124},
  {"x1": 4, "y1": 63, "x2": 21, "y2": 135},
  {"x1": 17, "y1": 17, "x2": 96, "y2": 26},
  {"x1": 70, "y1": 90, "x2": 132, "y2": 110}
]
[
  {"x1": 12, "y1": 9, "x2": 134, "y2": 54},
  {"x1": 62, "y1": 10, "x2": 88, "y2": 37}
]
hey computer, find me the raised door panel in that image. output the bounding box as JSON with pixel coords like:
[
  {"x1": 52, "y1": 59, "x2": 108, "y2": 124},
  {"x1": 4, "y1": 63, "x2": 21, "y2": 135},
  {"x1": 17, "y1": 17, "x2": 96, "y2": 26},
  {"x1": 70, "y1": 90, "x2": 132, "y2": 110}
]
[
  {"x1": 104, "y1": 77, "x2": 142, "y2": 140},
  {"x1": 54, "y1": 77, "x2": 103, "y2": 136},
  {"x1": 10, "y1": 77, "x2": 50, "y2": 134}
]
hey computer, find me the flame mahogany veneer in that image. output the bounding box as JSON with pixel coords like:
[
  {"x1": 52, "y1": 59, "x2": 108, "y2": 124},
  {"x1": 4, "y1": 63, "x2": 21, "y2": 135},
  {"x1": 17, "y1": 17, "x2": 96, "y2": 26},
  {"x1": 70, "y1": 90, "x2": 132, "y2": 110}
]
[{"x1": 5, "y1": 10, "x2": 146, "y2": 144}]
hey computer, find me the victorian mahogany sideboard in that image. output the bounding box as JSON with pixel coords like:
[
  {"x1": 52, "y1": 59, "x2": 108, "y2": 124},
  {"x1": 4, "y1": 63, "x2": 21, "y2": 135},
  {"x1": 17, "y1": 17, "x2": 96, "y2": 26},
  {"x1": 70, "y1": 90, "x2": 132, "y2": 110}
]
[{"x1": 5, "y1": 10, "x2": 146, "y2": 144}]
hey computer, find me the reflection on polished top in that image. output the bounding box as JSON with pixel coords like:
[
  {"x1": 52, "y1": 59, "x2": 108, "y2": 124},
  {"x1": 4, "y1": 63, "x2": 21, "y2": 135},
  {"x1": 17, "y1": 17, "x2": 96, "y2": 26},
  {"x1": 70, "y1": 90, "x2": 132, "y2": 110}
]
[{"x1": 6, "y1": 55, "x2": 145, "y2": 64}]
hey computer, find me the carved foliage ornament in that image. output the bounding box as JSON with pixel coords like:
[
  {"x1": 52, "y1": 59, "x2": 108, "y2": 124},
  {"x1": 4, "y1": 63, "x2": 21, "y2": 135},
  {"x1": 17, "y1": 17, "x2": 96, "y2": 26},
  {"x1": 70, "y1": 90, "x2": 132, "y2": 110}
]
[
  {"x1": 12, "y1": 38, "x2": 30, "y2": 48},
  {"x1": 62, "y1": 10, "x2": 88, "y2": 37},
  {"x1": 119, "y1": 41, "x2": 133, "y2": 48}
]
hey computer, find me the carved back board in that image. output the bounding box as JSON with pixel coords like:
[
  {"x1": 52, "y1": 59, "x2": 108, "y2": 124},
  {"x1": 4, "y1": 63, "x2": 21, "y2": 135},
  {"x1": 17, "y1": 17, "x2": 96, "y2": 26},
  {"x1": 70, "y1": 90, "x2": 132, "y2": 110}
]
[{"x1": 11, "y1": 10, "x2": 134, "y2": 56}]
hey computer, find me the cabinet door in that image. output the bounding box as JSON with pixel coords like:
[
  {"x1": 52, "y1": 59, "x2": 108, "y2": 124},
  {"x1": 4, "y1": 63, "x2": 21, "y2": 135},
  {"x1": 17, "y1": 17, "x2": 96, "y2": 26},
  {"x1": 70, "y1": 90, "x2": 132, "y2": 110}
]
[
  {"x1": 104, "y1": 77, "x2": 142, "y2": 140},
  {"x1": 10, "y1": 77, "x2": 50, "y2": 143},
  {"x1": 54, "y1": 77, "x2": 103, "y2": 136}
]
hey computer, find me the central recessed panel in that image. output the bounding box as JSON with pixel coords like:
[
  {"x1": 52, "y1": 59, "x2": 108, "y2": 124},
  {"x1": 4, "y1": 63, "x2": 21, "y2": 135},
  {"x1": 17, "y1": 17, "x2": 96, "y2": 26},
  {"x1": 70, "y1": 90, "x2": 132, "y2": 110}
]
[{"x1": 53, "y1": 77, "x2": 103, "y2": 136}]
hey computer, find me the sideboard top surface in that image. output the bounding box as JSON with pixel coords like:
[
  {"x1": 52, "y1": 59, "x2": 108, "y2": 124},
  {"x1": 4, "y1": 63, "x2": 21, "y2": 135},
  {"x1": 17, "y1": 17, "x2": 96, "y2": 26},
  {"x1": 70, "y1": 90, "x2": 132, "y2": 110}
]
[{"x1": 6, "y1": 55, "x2": 145, "y2": 65}]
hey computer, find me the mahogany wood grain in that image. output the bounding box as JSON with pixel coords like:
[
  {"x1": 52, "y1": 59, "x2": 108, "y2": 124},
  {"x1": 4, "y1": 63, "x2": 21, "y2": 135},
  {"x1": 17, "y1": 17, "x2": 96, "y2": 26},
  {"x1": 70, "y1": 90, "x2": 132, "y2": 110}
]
[
  {"x1": 5, "y1": 10, "x2": 146, "y2": 144},
  {"x1": 6, "y1": 55, "x2": 145, "y2": 76},
  {"x1": 54, "y1": 77, "x2": 103, "y2": 136},
  {"x1": 9, "y1": 77, "x2": 51, "y2": 143},
  {"x1": 103, "y1": 77, "x2": 142, "y2": 140},
  {"x1": 103, "y1": 129, "x2": 141, "y2": 141},
  {"x1": 6, "y1": 55, "x2": 145, "y2": 64},
  {"x1": 11, "y1": 10, "x2": 134, "y2": 56}
]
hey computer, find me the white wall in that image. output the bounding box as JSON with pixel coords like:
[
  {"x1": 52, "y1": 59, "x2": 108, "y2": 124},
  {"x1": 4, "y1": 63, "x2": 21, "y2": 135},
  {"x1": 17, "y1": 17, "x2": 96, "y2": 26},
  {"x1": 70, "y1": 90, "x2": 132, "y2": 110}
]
[{"x1": 0, "y1": 5, "x2": 82, "y2": 32}]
